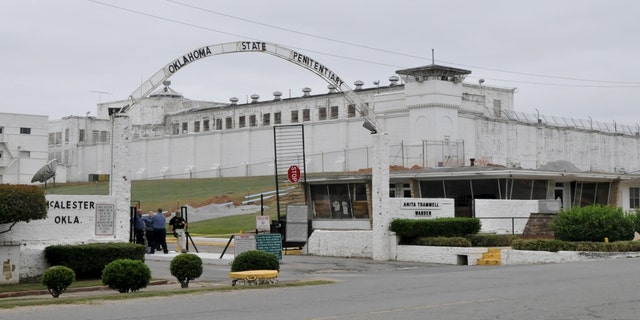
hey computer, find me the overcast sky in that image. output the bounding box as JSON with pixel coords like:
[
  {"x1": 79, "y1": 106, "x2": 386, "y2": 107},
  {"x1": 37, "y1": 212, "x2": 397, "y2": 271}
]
[{"x1": 2, "y1": 0, "x2": 640, "y2": 127}]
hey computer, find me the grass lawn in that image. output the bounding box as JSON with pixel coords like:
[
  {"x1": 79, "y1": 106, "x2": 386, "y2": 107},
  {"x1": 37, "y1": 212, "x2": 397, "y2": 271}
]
[
  {"x1": 43, "y1": 175, "x2": 299, "y2": 235},
  {"x1": 0, "y1": 279, "x2": 104, "y2": 294}
]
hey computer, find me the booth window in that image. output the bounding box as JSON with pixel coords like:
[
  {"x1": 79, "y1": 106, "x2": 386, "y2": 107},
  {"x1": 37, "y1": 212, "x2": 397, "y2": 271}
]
[
  {"x1": 630, "y1": 187, "x2": 640, "y2": 209},
  {"x1": 310, "y1": 183, "x2": 369, "y2": 219}
]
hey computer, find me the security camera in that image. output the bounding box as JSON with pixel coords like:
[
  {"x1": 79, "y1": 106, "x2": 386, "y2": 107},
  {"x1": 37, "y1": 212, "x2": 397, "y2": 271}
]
[{"x1": 362, "y1": 121, "x2": 377, "y2": 134}]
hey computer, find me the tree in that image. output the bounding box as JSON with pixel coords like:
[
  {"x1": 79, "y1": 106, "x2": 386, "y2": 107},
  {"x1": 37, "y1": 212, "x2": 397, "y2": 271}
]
[{"x1": 0, "y1": 184, "x2": 47, "y2": 234}]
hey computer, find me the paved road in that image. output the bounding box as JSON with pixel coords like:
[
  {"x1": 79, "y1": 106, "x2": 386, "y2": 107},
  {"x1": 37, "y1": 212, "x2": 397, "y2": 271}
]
[{"x1": 3, "y1": 255, "x2": 640, "y2": 320}]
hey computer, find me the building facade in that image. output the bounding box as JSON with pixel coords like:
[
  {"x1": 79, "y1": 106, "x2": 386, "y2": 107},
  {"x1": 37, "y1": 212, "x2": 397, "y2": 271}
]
[{"x1": 0, "y1": 113, "x2": 49, "y2": 184}]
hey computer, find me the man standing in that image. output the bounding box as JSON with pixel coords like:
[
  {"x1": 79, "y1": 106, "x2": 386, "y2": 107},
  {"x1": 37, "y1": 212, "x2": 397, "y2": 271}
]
[
  {"x1": 131, "y1": 209, "x2": 145, "y2": 245},
  {"x1": 169, "y1": 211, "x2": 188, "y2": 253},
  {"x1": 143, "y1": 210, "x2": 155, "y2": 253},
  {"x1": 150, "y1": 208, "x2": 168, "y2": 254}
]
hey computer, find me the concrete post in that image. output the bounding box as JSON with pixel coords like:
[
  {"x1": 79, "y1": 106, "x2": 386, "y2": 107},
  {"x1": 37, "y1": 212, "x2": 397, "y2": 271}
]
[
  {"x1": 110, "y1": 115, "x2": 132, "y2": 240},
  {"x1": 371, "y1": 132, "x2": 390, "y2": 260}
]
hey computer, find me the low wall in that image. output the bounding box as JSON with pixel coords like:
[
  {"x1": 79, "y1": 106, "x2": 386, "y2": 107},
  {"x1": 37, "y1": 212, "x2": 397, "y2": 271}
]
[
  {"x1": 304, "y1": 230, "x2": 640, "y2": 266},
  {"x1": 394, "y1": 245, "x2": 488, "y2": 265},
  {"x1": 501, "y1": 249, "x2": 640, "y2": 265},
  {"x1": 0, "y1": 194, "x2": 127, "y2": 281},
  {"x1": 306, "y1": 230, "x2": 372, "y2": 258}
]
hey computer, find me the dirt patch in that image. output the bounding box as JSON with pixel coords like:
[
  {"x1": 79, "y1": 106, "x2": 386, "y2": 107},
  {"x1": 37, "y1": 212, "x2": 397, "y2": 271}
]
[{"x1": 194, "y1": 195, "x2": 240, "y2": 207}]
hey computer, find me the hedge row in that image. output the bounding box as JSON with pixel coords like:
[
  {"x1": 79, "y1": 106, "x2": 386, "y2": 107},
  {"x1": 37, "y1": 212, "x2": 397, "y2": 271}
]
[
  {"x1": 390, "y1": 218, "x2": 481, "y2": 239},
  {"x1": 44, "y1": 243, "x2": 146, "y2": 279},
  {"x1": 512, "y1": 239, "x2": 640, "y2": 252}
]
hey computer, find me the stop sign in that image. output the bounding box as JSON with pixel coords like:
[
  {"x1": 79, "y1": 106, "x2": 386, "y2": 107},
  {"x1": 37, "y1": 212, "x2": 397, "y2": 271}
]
[{"x1": 287, "y1": 165, "x2": 301, "y2": 183}]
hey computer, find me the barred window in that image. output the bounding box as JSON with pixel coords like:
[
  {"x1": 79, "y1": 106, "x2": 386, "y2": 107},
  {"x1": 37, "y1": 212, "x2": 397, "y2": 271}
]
[
  {"x1": 348, "y1": 104, "x2": 356, "y2": 118},
  {"x1": 291, "y1": 110, "x2": 299, "y2": 123},
  {"x1": 319, "y1": 107, "x2": 327, "y2": 120},
  {"x1": 630, "y1": 187, "x2": 640, "y2": 209}
]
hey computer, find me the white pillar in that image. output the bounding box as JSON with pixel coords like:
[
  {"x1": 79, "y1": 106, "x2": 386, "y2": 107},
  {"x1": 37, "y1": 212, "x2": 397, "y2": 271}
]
[
  {"x1": 110, "y1": 115, "x2": 132, "y2": 241},
  {"x1": 371, "y1": 132, "x2": 390, "y2": 260}
]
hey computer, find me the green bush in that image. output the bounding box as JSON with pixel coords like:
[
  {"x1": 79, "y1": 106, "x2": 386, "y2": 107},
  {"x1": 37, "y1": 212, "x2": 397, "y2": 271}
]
[
  {"x1": 552, "y1": 205, "x2": 634, "y2": 242},
  {"x1": 413, "y1": 236, "x2": 471, "y2": 247},
  {"x1": 628, "y1": 209, "x2": 640, "y2": 234},
  {"x1": 41, "y1": 266, "x2": 75, "y2": 298},
  {"x1": 231, "y1": 250, "x2": 279, "y2": 272},
  {"x1": 512, "y1": 239, "x2": 640, "y2": 252},
  {"x1": 170, "y1": 254, "x2": 203, "y2": 288},
  {"x1": 390, "y1": 218, "x2": 481, "y2": 242},
  {"x1": 101, "y1": 259, "x2": 151, "y2": 293},
  {"x1": 0, "y1": 184, "x2": 47, "y2": 224},
  {"x1": 511, "y1": 239, "x2": 570, "y2": 252},
  {"x1": 467, "y1": 234, "x2": 521, "y2": 247},
  {"x1": 45, "y1": 242, "x2": 146, "y2": 279}
]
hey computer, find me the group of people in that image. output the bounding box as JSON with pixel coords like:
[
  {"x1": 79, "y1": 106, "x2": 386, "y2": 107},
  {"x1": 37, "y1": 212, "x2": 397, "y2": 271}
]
[{"x1": 132, "y1": 208, "x2": 188, "y2": 254}]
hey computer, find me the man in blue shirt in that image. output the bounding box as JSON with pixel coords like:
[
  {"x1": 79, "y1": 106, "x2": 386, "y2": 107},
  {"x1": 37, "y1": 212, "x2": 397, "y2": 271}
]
[
  {"x1": 131, "y1": 209, "x2": 145, "y2": 245},
  {"x1": 150, "y1": 208, "x2": 168, "y2": 254}
]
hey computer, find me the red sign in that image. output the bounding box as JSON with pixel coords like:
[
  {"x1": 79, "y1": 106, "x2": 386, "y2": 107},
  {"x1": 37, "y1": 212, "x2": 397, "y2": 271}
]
[{"x1": 287, "y1": 165, "x2": 301, "y2": 183}]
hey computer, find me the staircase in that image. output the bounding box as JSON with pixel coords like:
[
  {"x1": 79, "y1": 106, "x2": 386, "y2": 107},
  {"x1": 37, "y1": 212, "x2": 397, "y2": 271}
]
[{"x1": 477, "y1": 247, "x2": 502, "y2": 266}]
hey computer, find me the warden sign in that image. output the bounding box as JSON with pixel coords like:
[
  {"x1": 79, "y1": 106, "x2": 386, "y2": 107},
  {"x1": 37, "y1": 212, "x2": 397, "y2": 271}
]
[{"x1": 395, "y1": 198, "x2": 455, "y2": 219}]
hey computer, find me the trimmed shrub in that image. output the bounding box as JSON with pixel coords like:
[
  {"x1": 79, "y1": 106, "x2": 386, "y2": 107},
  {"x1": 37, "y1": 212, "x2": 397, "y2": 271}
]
[
  {"x1": 101, "y1": 259, "x2": 151, "y2": 293},
  {"x1": 231, "y1": 250, "x2": 279, "y2": 272},
  {"x1": 41, "y1": 266, "x2": 75, "y2": 298},
  {"x1": 390, "y1": 218, "x2": 481, "y2": 242},
  {"x1": 170, "y1": 254, "x2": 203, "y2": 288},
  {"x1": 511, "y1": 239, "x2": 569, "y2": 252},
  {"x1": 45, "y1": 242, "x2": 146, "y2": 279},
  {"x1": 552, "y1": 205, "x2": 634, "y2": 242},
  {"x1": 414, "y1": 236, "x2": 471, "y2": 247},
  {"x1": 468, "y1": 234, "x2": 521, "y2": 247},
  {"x1": 512, "y1": 239, "x2": 640, "y2": 252}
]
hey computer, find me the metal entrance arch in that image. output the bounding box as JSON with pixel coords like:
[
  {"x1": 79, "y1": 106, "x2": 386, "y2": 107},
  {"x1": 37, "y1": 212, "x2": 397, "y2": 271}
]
[
  {"x1": 118, "y1": 41, "x2": 381, "y2": 131},
  {"x1": 114, "y1": 41, "x2": 391, "y2": 260}
]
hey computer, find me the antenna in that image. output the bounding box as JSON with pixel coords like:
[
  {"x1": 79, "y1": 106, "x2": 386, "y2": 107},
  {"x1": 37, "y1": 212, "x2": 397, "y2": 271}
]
[
  {"x1": 431, "y1": 49, "x2": 435, "y2": 65},
  {"x1": 89, "y1": 90, "x2": 112, "y2": 103},
  {"x1": 31, "y1": 159, "x2": 58, "y2": 188}
]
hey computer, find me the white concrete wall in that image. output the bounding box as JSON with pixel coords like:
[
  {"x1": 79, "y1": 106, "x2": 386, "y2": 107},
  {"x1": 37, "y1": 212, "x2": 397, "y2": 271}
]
[
  {"x1": 501, "y1": 249, "x2": 640, "y2": 265},
  {"x1": 474, "y1": 199, "x2": 540, "y2": 234},
  {"x1": 0, "y1": 194, "x2": 126, "y2": 280},
  {"x1": 395, "y1": 245, "x2": 488, "y2": 265},
  {"x1": 306, "y1": 230, "x2": 372, "y2": 258}
]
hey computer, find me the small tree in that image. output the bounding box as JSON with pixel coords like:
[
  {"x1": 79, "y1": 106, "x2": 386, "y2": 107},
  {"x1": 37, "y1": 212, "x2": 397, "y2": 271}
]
[
  {"x1": 0, "y1": 184, "x2": 47, "y2": 234},
  {"x1": 41, "y1": 266, "x2": 75, "y2": 298},
  {"x1": 170, "y1": 254, "x2": 203, "y2": 288},
  {"x1": 102, "y1": 259, "x2": 151, "y2": 293}
]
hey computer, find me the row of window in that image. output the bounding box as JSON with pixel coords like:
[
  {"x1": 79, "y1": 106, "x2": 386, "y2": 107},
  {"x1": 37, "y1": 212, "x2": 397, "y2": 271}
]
[
  {"x1": 48, "y1": 129, "x2": 109, "y2": 145},
  {"x1": 0, "y1": 127, "x2": 31, "y2": 135},
  {"x1": 172, "y1": 105, "x2": 359, "y2": 134}
]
